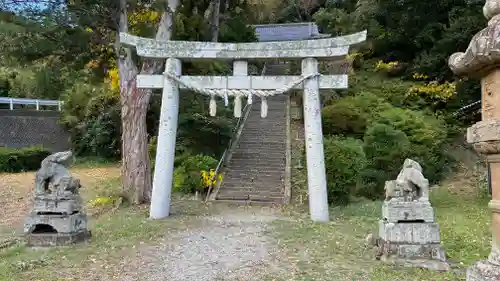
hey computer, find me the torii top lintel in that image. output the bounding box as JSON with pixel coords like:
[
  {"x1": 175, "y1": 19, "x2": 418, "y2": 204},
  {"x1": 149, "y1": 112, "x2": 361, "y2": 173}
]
[{"x1": 119, "y1": 30, "x2": 367, "y2": 60}]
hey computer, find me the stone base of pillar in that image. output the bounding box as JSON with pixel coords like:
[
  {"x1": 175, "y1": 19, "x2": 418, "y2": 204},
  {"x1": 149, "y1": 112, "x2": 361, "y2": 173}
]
[{"x1": 467, "y1": 260, "x2": 500, "y2": 281}]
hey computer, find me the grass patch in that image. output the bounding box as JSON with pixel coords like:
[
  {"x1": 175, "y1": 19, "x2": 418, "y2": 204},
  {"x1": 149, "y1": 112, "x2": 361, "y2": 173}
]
[
  {"x1": 271, "y1": 186, "x2": 491, "y2": 281},
  {"x1": 73, "y1": 156, "x2": 118, "y2": 169}
]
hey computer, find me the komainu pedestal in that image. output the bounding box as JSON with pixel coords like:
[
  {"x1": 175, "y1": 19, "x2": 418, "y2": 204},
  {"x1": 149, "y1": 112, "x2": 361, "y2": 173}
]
[
  {"x1": 375, "y1": 159, "x2": 450, "y2": 271},
  {"x1": 24, "y1": 151, "x2": 91, "y2": 246}
]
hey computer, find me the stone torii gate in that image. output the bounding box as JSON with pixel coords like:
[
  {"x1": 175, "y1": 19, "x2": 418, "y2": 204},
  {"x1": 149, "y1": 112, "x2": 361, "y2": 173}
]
[{"x1": 120, "y1": 30, "x2": 367, "y2": 222}]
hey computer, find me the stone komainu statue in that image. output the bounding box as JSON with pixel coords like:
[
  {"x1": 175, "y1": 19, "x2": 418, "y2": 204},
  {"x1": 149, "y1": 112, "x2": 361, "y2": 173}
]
[
  {"x1": 25, "y1": 150, "x2": 91, "y2": 246},
  {"x1": 384, "y1": 158, "x2": 430, "y2": 202},
  {"x1": 34, "y1": 151, "x2": 80, "y2": 196}
]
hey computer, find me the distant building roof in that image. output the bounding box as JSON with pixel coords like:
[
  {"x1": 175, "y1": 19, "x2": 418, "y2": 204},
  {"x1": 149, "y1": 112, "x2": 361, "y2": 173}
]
[{"x1": 252, "y1": 22, "x2": 329, "y2": 42}]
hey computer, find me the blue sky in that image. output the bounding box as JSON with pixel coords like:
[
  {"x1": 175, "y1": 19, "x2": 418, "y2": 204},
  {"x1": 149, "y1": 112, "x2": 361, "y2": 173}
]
[{"x1": 5, "y1": 1, "x2": 50, "y2": 13}]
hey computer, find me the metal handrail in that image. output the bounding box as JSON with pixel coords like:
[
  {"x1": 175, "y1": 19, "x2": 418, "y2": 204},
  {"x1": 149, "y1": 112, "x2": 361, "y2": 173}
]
[
  {"x1": 452, "y1": 100, "x2": 481, "y2": 117},
  {"x1": 205, "y1": 62, "x2": 268, "y2": 201},
  {"x1": 0, "y1": 97, "x2": 63, "y2": 111}
]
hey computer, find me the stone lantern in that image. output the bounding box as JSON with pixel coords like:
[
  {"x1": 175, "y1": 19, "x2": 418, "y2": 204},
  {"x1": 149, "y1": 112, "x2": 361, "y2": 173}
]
[{"x1": 448, "y1": 1, "x2": 500, "y2": 280}]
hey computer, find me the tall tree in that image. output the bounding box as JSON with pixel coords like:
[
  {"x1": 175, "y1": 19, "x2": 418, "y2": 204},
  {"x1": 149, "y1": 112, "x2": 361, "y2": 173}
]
[{"x1": 116, "y1": 0, "x2": 179, "y2": 204}]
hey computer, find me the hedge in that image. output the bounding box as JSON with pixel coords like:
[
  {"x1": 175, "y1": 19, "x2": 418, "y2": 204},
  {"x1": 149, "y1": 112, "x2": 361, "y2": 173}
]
[
  {"x1": 323, "y1": 136, "x2": 367, "y2": 206},
  {"x1": 0, "y1": 146, "x2": 51, "y2": 173}
]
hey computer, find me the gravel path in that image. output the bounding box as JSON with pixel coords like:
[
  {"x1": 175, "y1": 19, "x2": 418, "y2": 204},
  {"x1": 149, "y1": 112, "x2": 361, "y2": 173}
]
[{"x1": 121, "y1": 207, "x2": 286, "y2": 281}]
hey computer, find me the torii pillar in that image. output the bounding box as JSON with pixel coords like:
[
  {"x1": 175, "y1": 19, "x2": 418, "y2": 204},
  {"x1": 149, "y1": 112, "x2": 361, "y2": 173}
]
[{"x1": 449, "y1": 1, "x2": 500, "y2": 280}]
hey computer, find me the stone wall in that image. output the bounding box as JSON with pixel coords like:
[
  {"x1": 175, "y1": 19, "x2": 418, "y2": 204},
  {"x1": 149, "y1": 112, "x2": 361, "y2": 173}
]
[{"x1": 0, "y1": 110, "x2": 70, "y2": 152}]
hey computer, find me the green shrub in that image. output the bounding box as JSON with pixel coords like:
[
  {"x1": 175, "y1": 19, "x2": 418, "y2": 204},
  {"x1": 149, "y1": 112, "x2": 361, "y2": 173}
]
[
  {"x1": 322, "y1": 102, "x2": 367, "y2": 138},
  {"x1": 60, "y1": 83, "x2": 121, "y2": 159},
  {"x1": 321, "y1": 92, "x2": 391, "y2": 138},
  {"x1": 173, "y1": 154, "x2": 218, "y2": 194},
  {"x1": 0, "y1": 146, "x2": 51, "y2": 173},
  {"x1": 361, "y1": 123, "x2": 411, "y2": 199},
  {"x1": 376, "y1": 107, "x2": 452, "y2": 182},
  {"x1": 323, "y1": 136, "x2": 367, "y2": 205},
  {"x1": 346, "y1": 70, "x2": 418, "y2": 108},
  {"x1": 358, "y1": 107, "x2": 453, "y2": 199}
]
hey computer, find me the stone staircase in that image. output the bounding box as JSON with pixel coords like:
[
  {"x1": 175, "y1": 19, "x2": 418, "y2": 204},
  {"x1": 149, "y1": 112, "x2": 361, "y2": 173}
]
[{"x1": 214, "y1": 63, "x2": 289, "y2": 204}]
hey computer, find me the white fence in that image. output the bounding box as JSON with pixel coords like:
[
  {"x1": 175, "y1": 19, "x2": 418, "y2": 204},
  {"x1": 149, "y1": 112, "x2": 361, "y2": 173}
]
[{"x1": 0, "y1": 97, "x2": 63, "y2": 111}]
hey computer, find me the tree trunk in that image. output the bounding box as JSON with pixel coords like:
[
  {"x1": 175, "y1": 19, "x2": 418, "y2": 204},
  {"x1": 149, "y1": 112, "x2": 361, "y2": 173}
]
[
  {"x1": 116, "y1": 0, "x2": 177, "y2": 204},
  {"x1": 211, "y1": 0, "x2": 221, "y2": 42},
  {"x1": 119, "y1": 63, "x2": 150, "y2": 204}
]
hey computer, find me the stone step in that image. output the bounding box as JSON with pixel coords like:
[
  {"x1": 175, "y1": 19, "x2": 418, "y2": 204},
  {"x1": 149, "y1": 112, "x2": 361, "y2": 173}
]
[
  {"x1": 238, "y1": 133, "x2": 285, "y2": 138},
  {"x1": 237, "y1": 142, "x2": 285, "y2": 147},
  {"x1": 245, "y1": 120, "x2": 285, "y2": 124},
  {"x1": 248, "y1": 110, "x2": 285, "y2": 115},
  {"x1": 223, "y1": 173, "x2": 283, "y2": 180},
  {"x1": 217, "y1": 189, "x2": 283, "y2": 197},
  {"x1": 223, "y1": 169, "x2": 284, "y2": 176},
  {"x1": 237, "y1": 143, "x2": 285, "y2": 148},
  {"x1": 243, "y1": 124, "x2": 286, "y2": 129},
  {"x1": 228, "y1": 154, "x2": 285, "y2": 160},
  {"x1": 220, "y1": 186, "x2": 283, "y2": 193},
  {"x1": 226, "y1": 162, "x2": 285, "y2": 169},
  {"x1": 220, "y1": 184, "x2": 283, "y2": 191},
  {"x1": 236, "y1": 146, "x2": 284, "y2": 151},
  {"x1": 247, "y1": 111, "x2": 286, "y2": 115},
  {"x1": 224, "y1": 167, "x2": 285, "y2": 174},
  {"x1": 223, "y1": 169, "x2": 285, "y2": 176},
  {"x1": 242, "y1": 129, "x2": 285, "y2": 133},
  {"x1": 238, "y1": 136, "x2": 285, "y2": 140},
  {"x1": 223, "y1": 170, "x2": 284, "y2": 177},
  {"x1": 247, "y1": 115, "x2": 285, "y2": 118},
  {"x1": 230, "y1": 151, "x2": 285, "y2": 158},
  {"x1": 216, "y1": 193, "x2": 283, "y2": 202},
  {"x1": 231, "y1": 146, "x2": 286, "y2": 152},
  {"x1": 237, "y1": 142, "x2": 285, "y2": 146},
  {"x1": 221, "y1": 180, "x2": 284, "y2": 189},
  {"x1": 242, "y1": 123, "x2": 285, "y2": 128},
  {"x1": 248, "y1": 102, "x2": 286, "y2": 106},
  {"x1": 245, "y1": 118, "x2": 286, "y2": 122},
  {"x1": 230, "y1": 149, "x2": 285, "y2": 154},
  {"x1": 235, "y1": 142, "x2": 286, "y2": 147},
  {"x1": 220, "y1": 187, "x2": 283, "y2": 194},
  {"x1": 222, "y1": 177, "x2": 284, "y2": 188},
  {"x1": 210, "y1": 199, "x2": 283, "y2": 206},
  {"x1": 245, "y1": 119, "x2": 284, "y2": 124},
  {"x1": 235, "y1": 145, "x2": 285, "y2": 149},
  {"x1": 241, "y1": 129, "x2": 286, "y2": 134},
  {"x1": 225, "y1": 165, "x2": 285, "y2": 172},
  {"x1": 243, "y1": 123, "x2": 285, "y2": 127},
  {"x1": 223, "y1": 176, "x2": 283, "y2": 183},
  {"x1": 249, "y1": 105, "x2": 285, "y2": 109},
  {"x1": 240, "y1": 132, "x2": 284, "y2": 136},
  {"x1": 248, "y1": 108, "x2": 285, "y2": 112},
  {"x1": 252, "y1": 101, "x2": 286, "y2": 105},
  {"x1": 238, "y1": 136, "x2": 286, "y2": 141},
  {"x1": 228, "y1": 155, "x2": 285, "y2": 161},
  {"x1": 250, "y1": 105, "x2": 285, "y2": 109},
  {"x1": 223, "y1": 173, "x2": 284, "y2": 180}
]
